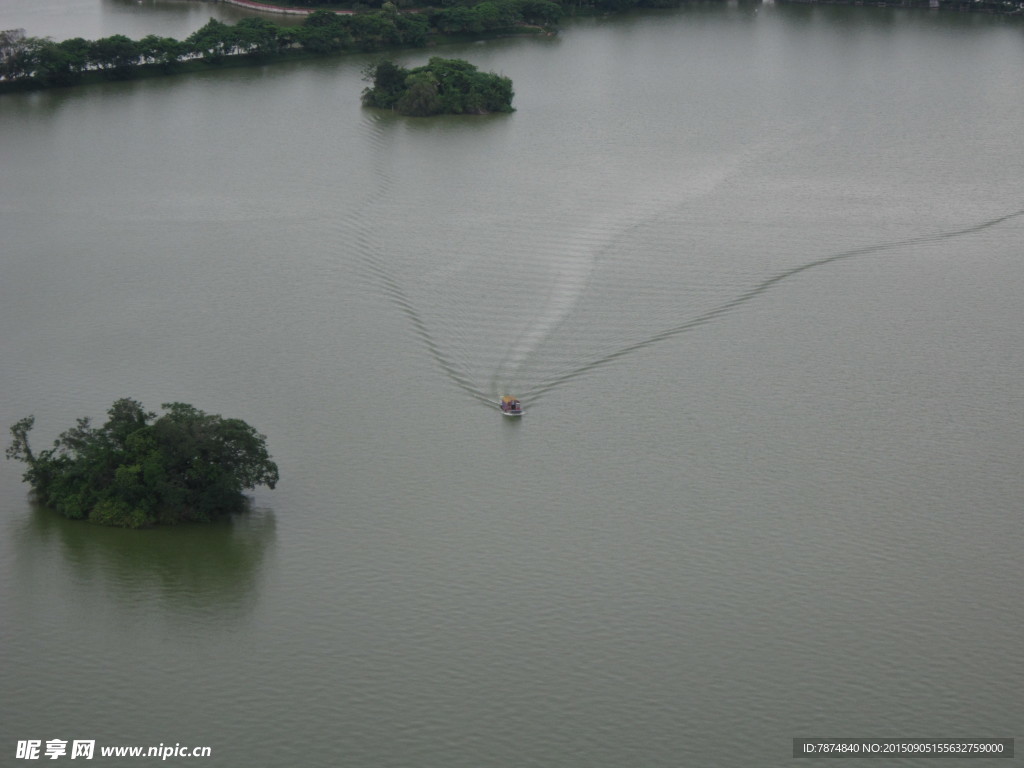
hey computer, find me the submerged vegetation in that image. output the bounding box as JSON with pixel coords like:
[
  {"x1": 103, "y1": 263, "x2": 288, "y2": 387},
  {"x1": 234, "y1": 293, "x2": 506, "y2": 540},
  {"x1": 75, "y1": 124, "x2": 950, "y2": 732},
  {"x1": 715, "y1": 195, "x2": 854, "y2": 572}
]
[
  {"x1": 362, "y1": 57, "x2": 514, "y2": 115},
  {"x1": 6, "y1": 399, "x2": 278, "y2": 528}
]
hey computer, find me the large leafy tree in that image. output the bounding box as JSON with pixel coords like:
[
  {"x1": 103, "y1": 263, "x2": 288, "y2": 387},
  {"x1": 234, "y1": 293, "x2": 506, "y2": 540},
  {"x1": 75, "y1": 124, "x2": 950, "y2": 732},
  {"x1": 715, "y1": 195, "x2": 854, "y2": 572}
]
[
  {"x1": 233, "y1": 17, "x2": 283, "y2": 57},
  {"x1": 6, "y1": 399, "x2": 278, "y2": 528},
  {"x1": 296, "y1": 10, "x2": 354, "y2": 53},
  {"x1": 396, "y1": 70, "x2": 441, "y2": 116},
  {"x1": 360, "y1": 58, "x2": 408, "y2": 108},
  {"x1": 185, "y1": 18, "x2": 234, "y2": 62},
  {"x1": 90, "y1": 34, "x2": 140, "y2": 77},
  {"x1": 138, "y1": 34, "x2": 183, "y2": 71}
]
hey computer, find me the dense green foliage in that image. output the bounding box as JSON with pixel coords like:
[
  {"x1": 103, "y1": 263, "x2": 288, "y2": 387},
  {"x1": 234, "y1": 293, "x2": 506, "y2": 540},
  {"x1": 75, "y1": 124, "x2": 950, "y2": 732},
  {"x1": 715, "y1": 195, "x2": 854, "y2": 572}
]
[
  {"x1": 289, "y1": 0, "x2": 1024, "y2": 11},
  {"x1": 6, "y1": 399, "x2": 279, "y2": 527},
  {"x1": 426, "y1": 0, "x2": 562, "y2": 32},
  {"x1": 254, "y1": 0, "x2": 621, "y2": 12},
  {"x1": 0, "y1": 12, "x2": 430, "y2": 89},
  {"x1": 1, "y1": 0, "x2": 1016, "y2": 91},
  {"x1": 0, "y1": 0, "x2": 564, "y2": 91},
  {"x1": 362, "y1": 57, "x2": 514, "y2": 115}
]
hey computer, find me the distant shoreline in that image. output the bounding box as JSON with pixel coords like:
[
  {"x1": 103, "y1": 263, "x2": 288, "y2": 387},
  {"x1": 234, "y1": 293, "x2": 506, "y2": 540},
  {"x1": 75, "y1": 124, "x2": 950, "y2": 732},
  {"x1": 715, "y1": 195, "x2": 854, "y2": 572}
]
[
  {"x1": 212, "y1": 0, "x2": 1023, "y2": 14},
  {"x1": 0, "y1": 7, "x2": 549, "y2": 95},
  {"x1": 215, "y1": 0, "x2": 348, "y2": 14},
  {"x1": 2, "y1": 0, "x2": 1018, "y2": 95},
  {"x1": 777, "y1": 0, "x2": 1022, "y2": 12}
]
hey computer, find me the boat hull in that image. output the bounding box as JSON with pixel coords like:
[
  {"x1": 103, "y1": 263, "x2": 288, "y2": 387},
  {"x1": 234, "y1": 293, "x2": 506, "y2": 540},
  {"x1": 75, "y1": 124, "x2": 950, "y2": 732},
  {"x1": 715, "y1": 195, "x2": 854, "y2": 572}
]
[{"x1": 499, "y1": 397, "x2": 523, "y2": 416}]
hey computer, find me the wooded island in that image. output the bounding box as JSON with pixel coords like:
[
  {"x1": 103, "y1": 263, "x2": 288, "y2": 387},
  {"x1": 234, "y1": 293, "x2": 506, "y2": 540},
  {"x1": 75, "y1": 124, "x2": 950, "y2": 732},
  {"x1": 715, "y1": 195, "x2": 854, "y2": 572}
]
[
  {"x1": 362, "y1": 57, "x2": 514, "y2": 115},
  {"x1": 6, "y1": 399, "x2": 279, "y2": 528}
]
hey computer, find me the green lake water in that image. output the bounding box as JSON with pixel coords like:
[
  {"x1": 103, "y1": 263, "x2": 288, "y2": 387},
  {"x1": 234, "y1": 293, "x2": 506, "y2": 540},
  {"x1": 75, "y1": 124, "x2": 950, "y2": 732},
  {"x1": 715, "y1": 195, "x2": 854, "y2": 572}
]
[{"x1": 1, "y1": 2, "x2": 1022, "y2": 765}]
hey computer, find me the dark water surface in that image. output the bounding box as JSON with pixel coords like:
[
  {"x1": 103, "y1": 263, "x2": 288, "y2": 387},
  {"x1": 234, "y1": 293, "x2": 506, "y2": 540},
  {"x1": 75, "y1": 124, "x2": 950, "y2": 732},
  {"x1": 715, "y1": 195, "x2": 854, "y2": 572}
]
[{"x1": 1, "y1": 3, "x2": 1022, "y2": 766}]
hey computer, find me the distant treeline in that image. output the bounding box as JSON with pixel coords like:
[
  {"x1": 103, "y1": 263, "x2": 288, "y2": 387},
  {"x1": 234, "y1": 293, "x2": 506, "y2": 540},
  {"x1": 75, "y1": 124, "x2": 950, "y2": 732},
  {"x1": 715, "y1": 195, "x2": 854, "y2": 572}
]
[
  {"x1": 795, "y1": 0, "x2": 1022, "y2": 9},
  {"x1": 6, "y1": 0, "x2": 1016, "y2": 91},
  {"x1": 0, "y1": 1, "x2": 558, "y2": 91},
  {"x1": 283, "y1": 0, "x2": 691, "y2": 10},
  {"x1": 303, "y1": 0, "x2": 1022, "y2": 11},
  {"x1": 778, "y1": 0, "x2": 1021, "y2": 10}
]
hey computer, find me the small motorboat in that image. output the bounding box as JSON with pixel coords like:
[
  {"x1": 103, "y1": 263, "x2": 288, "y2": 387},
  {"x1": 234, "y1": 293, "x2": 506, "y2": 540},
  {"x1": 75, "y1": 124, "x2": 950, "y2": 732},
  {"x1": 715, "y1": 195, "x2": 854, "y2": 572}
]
[{"x1": 499, "y1": 395, "x2": 523, "y2": 417}]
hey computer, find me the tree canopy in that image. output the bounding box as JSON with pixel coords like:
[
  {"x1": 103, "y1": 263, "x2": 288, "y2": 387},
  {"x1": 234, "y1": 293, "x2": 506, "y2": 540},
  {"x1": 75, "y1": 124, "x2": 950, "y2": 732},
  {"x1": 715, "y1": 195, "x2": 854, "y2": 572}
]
[
  {"x1": 0, "y1": 11, "x2": 431, "y2": 90},
  {"x1": 362, "y1": 57, "x2": 514, "y2": 116},
  {"x1": 6, "y1": 399, "x2": 279, "y2": 527},
  {"x1": 0, "y1": 0, "x2": 559, "y2": 93}
]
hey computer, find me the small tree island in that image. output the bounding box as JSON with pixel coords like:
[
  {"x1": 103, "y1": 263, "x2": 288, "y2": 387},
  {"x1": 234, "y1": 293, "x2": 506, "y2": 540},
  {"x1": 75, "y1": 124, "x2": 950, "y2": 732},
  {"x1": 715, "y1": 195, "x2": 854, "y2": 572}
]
[
  {"x1": 362, "y1": 57, "x2": 514, "y2": 116},
  {"x1": 6, "y1": 399, "x2": 279, "y2": 528}
]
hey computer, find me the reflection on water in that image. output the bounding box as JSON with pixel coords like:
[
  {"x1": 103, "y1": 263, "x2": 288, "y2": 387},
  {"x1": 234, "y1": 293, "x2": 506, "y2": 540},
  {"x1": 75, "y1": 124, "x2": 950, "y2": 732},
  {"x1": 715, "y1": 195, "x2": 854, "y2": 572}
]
[{"x1": 9, "y1": 502, "x2": 276, "y2": 620}]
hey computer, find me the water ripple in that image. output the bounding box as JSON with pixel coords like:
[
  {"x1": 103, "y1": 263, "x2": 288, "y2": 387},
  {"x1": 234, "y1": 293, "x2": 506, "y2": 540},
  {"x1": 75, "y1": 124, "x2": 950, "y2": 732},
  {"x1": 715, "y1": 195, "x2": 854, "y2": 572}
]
[{"x1": 344, "y1": 114, "x2": 1022, "y2": 412}]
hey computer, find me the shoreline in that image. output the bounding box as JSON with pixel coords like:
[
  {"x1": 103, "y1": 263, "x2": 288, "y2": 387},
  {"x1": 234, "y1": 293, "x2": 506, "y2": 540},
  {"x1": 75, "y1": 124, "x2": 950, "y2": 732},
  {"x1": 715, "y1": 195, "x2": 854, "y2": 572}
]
[
  {"x1": 2, "y1": 0, "x2": 1019, "y2": 95},
  {"x1": 214, "y1": 0, "x2": 351, "y2": 14},
  {"x1": 214, "y1": 0, "x2": 1024, "y2": 14},
  {"x1": 777, "y1": 0, "x2": 1022, "y2": 11}
]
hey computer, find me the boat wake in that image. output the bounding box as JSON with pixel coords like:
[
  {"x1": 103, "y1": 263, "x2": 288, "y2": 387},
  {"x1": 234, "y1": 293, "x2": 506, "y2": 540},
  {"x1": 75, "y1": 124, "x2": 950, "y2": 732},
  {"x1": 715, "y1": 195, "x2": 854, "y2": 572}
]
[
  {"x1": 515, "y1": 207, "x2": 1024, "y2": 405},
  {"x1": 351, "y1": 115, "x2": 1022, "y2": 411},
  {"x1": 489, "y1": 244, "x2": 593, "y2": 395},
  {"x1": 349, "y1": 114, "x2": 494, "y2": 407},
  {"x1": 486, "y1": 147, "x2": 769, "y2": 400}
]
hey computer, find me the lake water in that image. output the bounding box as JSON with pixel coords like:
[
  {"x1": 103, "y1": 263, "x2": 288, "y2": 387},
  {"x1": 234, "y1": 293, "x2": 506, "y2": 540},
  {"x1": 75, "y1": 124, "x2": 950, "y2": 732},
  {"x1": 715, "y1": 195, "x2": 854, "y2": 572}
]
[{"x1": 1, "y1": 2, "x2": 1022, "y2": 766}]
